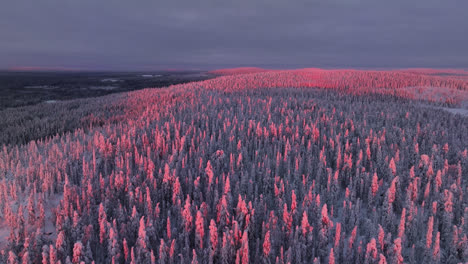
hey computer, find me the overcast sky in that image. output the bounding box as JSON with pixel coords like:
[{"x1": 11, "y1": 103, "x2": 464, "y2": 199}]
[{"x1": 1, "y1": 0, "x2": 467, "y2": 71}]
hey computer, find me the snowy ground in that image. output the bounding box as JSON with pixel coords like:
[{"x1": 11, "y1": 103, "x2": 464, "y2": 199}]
[
  {"x1": 400, "y1": 86, "x2": 468, "y2": 116},
  {"x1": 401, "y1": 86, "x2": 468, "y2": 104},
  {"x1": 0, "y1": 194, "x2": 62, "y2": 250},
  {"x1": 439, "y1": 100, "x2": 468, "y2": 116}
]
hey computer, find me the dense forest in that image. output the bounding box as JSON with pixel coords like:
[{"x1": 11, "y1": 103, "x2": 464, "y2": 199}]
[{"x1": 0, "y1": 69, "x2": 467, "y2": 263}]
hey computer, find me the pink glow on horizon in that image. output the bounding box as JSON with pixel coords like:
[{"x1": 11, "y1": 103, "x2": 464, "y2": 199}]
[{"x1": 209, "y1": 67, "x2": 272, "y2": 75}]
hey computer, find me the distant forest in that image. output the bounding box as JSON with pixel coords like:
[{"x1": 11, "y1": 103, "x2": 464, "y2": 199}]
[{"x1": 0, "y1": 71, "x2": 213, "y2": 110}]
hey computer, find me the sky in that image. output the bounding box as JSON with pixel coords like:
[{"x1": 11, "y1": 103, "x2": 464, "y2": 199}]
[{"x1": 0, "y1": 0, "x2": 467, "y2": 71}]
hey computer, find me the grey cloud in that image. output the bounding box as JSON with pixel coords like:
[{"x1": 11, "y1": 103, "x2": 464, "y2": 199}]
[{"x1": 0, "y1": 0, "x2": 467, "y2": 70}]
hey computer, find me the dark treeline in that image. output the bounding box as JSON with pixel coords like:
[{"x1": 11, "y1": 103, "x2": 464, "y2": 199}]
[{"x1": 0, "y1": 71, "x2": 213, "y2": 110}]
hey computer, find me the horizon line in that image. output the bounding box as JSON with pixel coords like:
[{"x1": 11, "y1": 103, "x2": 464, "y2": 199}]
[{"x1": 3, "y1": 65, "x2": 468, "y2": 73}]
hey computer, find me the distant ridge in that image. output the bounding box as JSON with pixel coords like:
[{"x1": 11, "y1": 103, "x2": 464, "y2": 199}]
[
  {"x1": 394, "y1": 68, "x2": 468, "y2": 75},
  {"x1": 209, "y1": 67, "x2": 272, "y2": 75}
]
